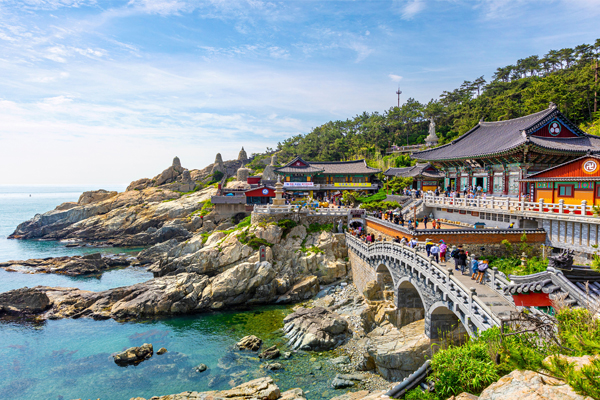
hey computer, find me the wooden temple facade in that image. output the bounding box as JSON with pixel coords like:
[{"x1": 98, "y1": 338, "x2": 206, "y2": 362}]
[{"x1": 412, "y1": 104, "x2": 600, "y2": 197}]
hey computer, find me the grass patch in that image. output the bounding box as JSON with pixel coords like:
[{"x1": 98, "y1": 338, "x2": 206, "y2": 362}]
[
  {"x1": 307, "y1": 222, "x2": 333, "y2": 234},
  {"x1": 237, "y1": 216, "x2": 252, "y2": 228},
  {"x1": 162, "y1": 198, "x2": 177, "y2": 203},
  {"x1": 300, "y1": 245, "x2": 324, "y2": 254},
  {"x1": 277, "y1": 219, "x2": 297, "y2": 238},
  {"x1": 191, "y1": 201, "x2": 214, "y2": 218},
  {"x1": 237, "y1": 230, "x2": 273, "y2": 250}
]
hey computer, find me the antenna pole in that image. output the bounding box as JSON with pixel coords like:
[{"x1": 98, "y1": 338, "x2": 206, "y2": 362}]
[{"x1": 395, "y1": 87, "x2": 402, "y2": 108}]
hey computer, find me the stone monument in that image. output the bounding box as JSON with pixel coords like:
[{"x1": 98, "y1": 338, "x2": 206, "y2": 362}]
[
  {"x1": 425, "y1": 118, "x2": 439, "y2": 147},
  {"x1": 238, "y1": 147, "x2": 248, "y2": 162},
  {"x1": 272, "y1": 175, "x2": 286, "y2": 206}
]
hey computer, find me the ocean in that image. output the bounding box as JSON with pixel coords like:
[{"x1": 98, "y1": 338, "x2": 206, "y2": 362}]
[{"x1": 0, "y1": 186, "x2": 340, "y2": 400}]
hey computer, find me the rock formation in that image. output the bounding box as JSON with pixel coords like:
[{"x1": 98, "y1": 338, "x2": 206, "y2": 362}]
[
  {"x1": 78, "y1": 189, "x2": 118, "y2": 205},
  {"x1": 237, "y1": 335, "x2": 263, "y2": 351},
  {"x1": 131, "y1": 377, "x2": 300, "y2": 400},
  {"x1": 283, "y1": 307, "x2": 349, "y2": 351},
  {"x1": 238, "y1": 147, "x2": 248, "y2": 162},
  {"x1": 0, "y1": 287, "x2": 51, "y2": 316},
  {"x1": 0, "y1": 253, "x2": 131, "y2": 276},
  {"x1": 113, "y1": 343, "x2": 153, "y2": 366}
]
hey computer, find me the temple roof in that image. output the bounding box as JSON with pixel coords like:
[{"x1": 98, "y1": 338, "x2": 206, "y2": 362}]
[
  {"x1": 275, "y1": 157, "x2": 380, "y2": 175},
  {"x1": 384, "y1": 163, "x2": 444, "y2": 179},
  {"x1": 413, "y1": 106, "x2": 598, "y2": 161}
]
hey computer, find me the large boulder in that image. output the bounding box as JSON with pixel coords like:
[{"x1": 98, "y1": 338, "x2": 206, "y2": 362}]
[
  {"x1": 478, "y1": 369, "x2": 591, "y2": 400},
  {"x1": 0, "y1": 287, "x2": 51, "y2": 316},
  {"x1": 132, "y1": 377, "x2": 285, "y2": 400},
  {"x1": 283, "y1": 306, "x2": 349, "y2": 351},
  {"x1": 277, "y1": 276, "x2": 320, "y2": 303},
  {"x1": 113, "y1": 343, "x2": 153, "y2": 366},
  {"x1": 78, "y1": 189, "x2": 118, "y2": 205},
  {"x1": 364, "y1": 319, "x2": 431, "y2": 380},
  {"x1": 237, "y1": 335, "x2": 262, "y2": 351}
]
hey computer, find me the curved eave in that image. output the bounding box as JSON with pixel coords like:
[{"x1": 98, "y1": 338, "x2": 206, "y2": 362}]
[{"x1": 414, "y1": 143, "x2": 528, "y2": 162}]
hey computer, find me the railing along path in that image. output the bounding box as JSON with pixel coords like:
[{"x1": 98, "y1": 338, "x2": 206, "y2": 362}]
[{"x1": 346, "y1": 233, "x2": 515, "y2": 335}]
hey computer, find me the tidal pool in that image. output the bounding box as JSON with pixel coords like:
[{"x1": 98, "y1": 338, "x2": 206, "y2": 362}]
[{"x1": 0, "y1": 306, "x2": 341, "y2": 400}]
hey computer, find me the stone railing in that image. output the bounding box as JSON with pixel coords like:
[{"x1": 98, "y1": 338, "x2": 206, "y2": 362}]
[
  {"x1": 424, "y1": 194, "x2": 598, "y2": 220},
  {"x1": 253, "y1": 205, "x2": 358, "y2": 216},
  {"x1": 346, "y1": 234, "x2": 504, "y2": 331}
]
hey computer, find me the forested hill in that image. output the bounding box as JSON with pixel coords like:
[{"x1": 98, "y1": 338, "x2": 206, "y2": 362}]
[{"x1": 271, "y1": 39, "x2": 600, "y2": 168}]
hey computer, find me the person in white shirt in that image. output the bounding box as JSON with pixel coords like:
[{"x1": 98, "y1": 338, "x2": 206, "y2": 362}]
[{"x1": 429, "y1": 243, "x2": 440, "y2": 263}]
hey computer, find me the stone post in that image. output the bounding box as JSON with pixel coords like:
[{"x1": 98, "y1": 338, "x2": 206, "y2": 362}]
[
  {"x1": 491, "y1": 267, "x2": 498, "y2": 290},
  {"x1": 470, "y1": 287, "x2": 476, "y2": 315},
  {"x1": 559, "y1": 199, "x2": 564, "y2": 214},
  {"x1": 477, "y1": 197, "x2": 481, "y2": 208},
  {"x1": 539, "y1": 198, "x2": 544, "y2": 213},
  {"x1": 521, "y1": 252, "x2": 528, "y2": 267},
  {"x1": 582, "y1": 200, "x2": 588, "y2": 216}
]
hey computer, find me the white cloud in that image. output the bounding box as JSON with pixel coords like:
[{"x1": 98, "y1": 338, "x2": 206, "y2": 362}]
[
  {"x1": 399, "y1": 0, "x2": 425, "y2": 20},
  {"x1": 389, "y1": 74, "x2": 403, "y2": 82}
]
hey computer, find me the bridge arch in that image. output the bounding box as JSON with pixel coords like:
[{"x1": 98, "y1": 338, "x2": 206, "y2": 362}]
[{"x1": 427, "y1": 302, "x2": 464, "y2": 340}]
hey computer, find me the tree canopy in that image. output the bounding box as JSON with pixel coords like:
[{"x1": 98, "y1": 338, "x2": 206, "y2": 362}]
[{"x1": 275, "y1": 38, "x2": 600, "y2": 165}]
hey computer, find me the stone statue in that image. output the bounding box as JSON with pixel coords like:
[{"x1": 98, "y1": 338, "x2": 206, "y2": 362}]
[
  {"x1": 172, "y1": 156, "x2": 182, "y2": 169},
  {"x1": 215, "y1": 153, "x2": 223, "y2": 164},
  {"x1": 548, "y1": 249, "x2": 574, "y2": 271},
  {"x1": 238, "y1": 147, "x2": 248, "y2": 162},
  {"x1": 337, "y1": 220, "x2": 344, "y2": 234},
  {"x1": 270, "y1": 153, "x2": 277, "y2": 166},
  {"x1": 425, "y1": 118, "x2": 439, "y2": 147}
]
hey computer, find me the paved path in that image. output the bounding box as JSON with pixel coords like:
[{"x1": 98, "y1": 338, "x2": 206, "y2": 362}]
[{"x1": 437, "y1": 258, "x2": 516, "y2": 320}]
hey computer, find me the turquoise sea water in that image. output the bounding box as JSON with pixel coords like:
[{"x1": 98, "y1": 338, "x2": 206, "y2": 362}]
[{"x1": 0, "y1": 186, "x2": 342, "y2": 400}]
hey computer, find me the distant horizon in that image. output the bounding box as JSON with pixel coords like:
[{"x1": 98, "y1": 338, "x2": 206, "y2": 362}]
[{"x1": 1, "y1": 0, "x2": 599, "y2": 185}]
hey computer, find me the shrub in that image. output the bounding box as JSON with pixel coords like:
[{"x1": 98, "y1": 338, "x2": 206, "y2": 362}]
[
  {"x1": 246, "y1": 236, "x2": 273, "y2": 250},
  {"x1": 277, "y1": 219, "x2": 297, "y2": 237},
  {"x1": 307, "y1": 222, "x2": 333, "y2": 233},
  {"x1": 237, "y1": 216, "x2": 252, "y2": 228}
]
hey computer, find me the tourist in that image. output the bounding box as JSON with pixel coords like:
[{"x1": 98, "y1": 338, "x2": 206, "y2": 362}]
[
  {"x1": 470, "y1": 256, "x2": 479, "y2": 279},
  {"x1": 476, "y1": 259, "x2": 489, "y2": 284},
  {"x1": 409, "y1": 237, "x2": 418, "y2": 248},
  {"x1": 450, "y1": 245, "x2": 460, "y2": 269},
  {"x1": 425, "y1": 238, "x2": 433, "y2": 257},
  {"x1": 393, "y1": 236, "x2": 401, "y2": 243},
  {"x1": 423, "y1": 216, "x2": 428, "y2": 229},
  {"x1": 439, "y1": 240, "x2": 447, "y2": 262},
  {"x1": 457, "y1": 249, "x2": 467, "y2": 273},
  {"x1": 430, "y1": 242, "x2": 440, "y2": 263},
  {"x1": 400, "y1": 237, "x2": 408, "y2": 246}
]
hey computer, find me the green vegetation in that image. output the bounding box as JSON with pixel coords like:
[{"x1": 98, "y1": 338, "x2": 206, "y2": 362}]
[
  {"x1": 271, "y1": 39, "x2": 600, "y2": 166},
  {"x1": 237, "y1": 230, "x2": 274, "y2": 250},
  {"x1": 175, "y1": 185, "x2": 203, "y2": 195},
  {"x1": 360, "y1": 200, "x2": 402, "y2": 211},
  {"x1": 486, "y1": 256, "x2": 548, "y2": 276},
  {"x1": 207, "y1": 170, "x2": 224, "y2": 185},
  {"x1": 306, "y1": 222, "x2": 333, "y2": 234},
  {"x1": 406, "y1": 307, "x2": 600, "y2": 399},
  {"x1": 300, "y1": 245, "x2": 324, "y2": 254},
  {"x1": 276, "y1": 219, "x2": 298, "y2": 238},
  {"x1": 237, "y1": 215, "x2": 252, "y2": 228},
  {"x1": 191, "y1": 201, "x2": 214, "y2": 218},
  {"x1": 356, "y1": 189, "x2": 387, "y2": 203}
]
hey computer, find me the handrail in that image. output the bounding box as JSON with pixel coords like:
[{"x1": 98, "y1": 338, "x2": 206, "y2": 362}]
[
  {"x1": 346, "y1": 233, "x2": 505, "y2": 333},
  {"x1": 423, "y1": 194, "x2": 598, "y2": 220}
]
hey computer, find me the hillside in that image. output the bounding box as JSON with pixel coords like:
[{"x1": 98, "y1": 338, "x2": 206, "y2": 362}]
[{"x1": 272, "y1": 39, "x2": 600, "y2": 168}]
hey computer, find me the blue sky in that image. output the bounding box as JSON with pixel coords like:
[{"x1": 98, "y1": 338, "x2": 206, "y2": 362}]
[{"x1": 1, "y1": 0, "x2": 599, "y2": 185}]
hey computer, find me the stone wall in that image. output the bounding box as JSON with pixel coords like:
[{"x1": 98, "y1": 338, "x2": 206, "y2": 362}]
[
  {"x1": 214, "y1": 203, "x2": 249, "y2": 220},
  {"x1": 348, "y1": 250, "x2": 376, "y2": 295},
  {"x1": 251, "y1": 212, "x2": 348, "y2": 227},
  {"x1": 366, "y1": 218, "x2": 545, "y2": 257}
]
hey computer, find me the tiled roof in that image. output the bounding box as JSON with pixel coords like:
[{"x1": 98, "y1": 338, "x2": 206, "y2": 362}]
[
  {"x1": 275, "y1": 157, "x2": 380, "y2": 174},
  {"x1": 529, "y1": 136, "x2": 600, "y2": 152},
  {"x1": 384, "y1": 163, "x2": 444, "y2": 178},
  {"x1": 412, "y1": 107, "x2": 595, "y2": 161},
  {"x1": 309, "y1": 160, "x2": 380, "y2": 174}
]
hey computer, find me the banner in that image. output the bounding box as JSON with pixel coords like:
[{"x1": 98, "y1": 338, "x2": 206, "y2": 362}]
[
  {"x1": 333, "y1": 183, "x2": 372, "y2": 187},
  {"x1": 283, "y1": 182, "x2": 314, "y2": 187}
]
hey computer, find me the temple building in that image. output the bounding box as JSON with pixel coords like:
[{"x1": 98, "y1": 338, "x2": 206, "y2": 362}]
[
  {"x1": 412, "y1": 103, "x2": 600, "y2": 197},
  {"x1": 274, "y1": 156, "x2": 381, "y2": 198},
  {"x1": 522, "y1": 155, "x2": 600, "y2": 206},
  {"x1": 384, "y1": 163, "x2": 444, "y2": 192}
]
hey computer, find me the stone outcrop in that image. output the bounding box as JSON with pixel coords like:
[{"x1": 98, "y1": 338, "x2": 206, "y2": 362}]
[
  {"x1": 0, "y1": 287, "x2": 51, "y2": 316},
  {"x1": 0, "y1": 253, "x2": 131, "y2": 276},
  {"x1": 237, "y1": 335, "x2": 263, "y2": 351},
  {"x1": 283, "y1": 306, "x2": 349, "y2": 351},
  {"x1": 362, "y1": 319, "x2": 431, "y2": 380},
  {"x1": 238, "y1": 147, "x2": 248, "y2": 162},
  {"x1": 131, "y1": 377, "x2": 297, "y2": 400},
  {"x1": 9, "y1": 184, "x2": 216, "y2": 244},
  {"x1": 113, "y1": 343, "x2": 153, "y2": 366},
  {"x1": 78, "y1": 189, "x2": 118, "y2": 205},
  {"x1": 477, "y1": 369, "x2": 592, "y2": 400}
]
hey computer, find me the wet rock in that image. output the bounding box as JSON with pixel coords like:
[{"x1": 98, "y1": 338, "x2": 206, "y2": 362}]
[
  {"x1": 277, "y1": 276, "x2": 320, "y2": 304},
  {"x1": 113, "y1": 343, "x2": 153, "y2": 366},
  {"x1": 265, "y1": 362, "x2": 284, "y2": 371},
  {"x1": 0, "y1": 287, "x2": 51, "y2": 316},
  {"x1": 194, "y1": 363, "x2": 208, "y2": 373},
  {"x1": 157, "y1": 347, "x2": 168, "y2": 355},
  {"x1": 283, "y1": 307, "x2": 349, "y2": 351},
  {"x1": 237, "y1": 335, "x2": 263, "y2": 351},
  {"x1": 331, "y1": 376, "x2": 354, "y2": 389},
  {"x1": 259, "y1": 345, "x2": 280, "y2": 360},
  {"x1": 330, "y1": 355, "x2": 351, "y2": 365}
]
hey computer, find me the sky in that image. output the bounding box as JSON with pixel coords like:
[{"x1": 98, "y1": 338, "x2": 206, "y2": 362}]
[{"x1": 0, "y1": 0, "x2": 599, "y2": 185}]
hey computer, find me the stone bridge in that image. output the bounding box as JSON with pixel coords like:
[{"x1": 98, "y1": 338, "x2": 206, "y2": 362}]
[{"x1": 346, "y1": 233, "x2": 515, "y2": 338}]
